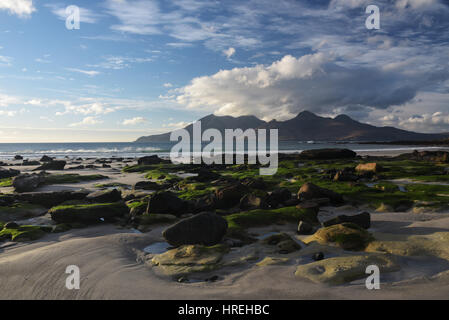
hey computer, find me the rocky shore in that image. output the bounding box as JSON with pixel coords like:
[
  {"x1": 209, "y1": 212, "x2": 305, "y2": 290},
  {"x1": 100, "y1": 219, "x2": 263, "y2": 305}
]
[{"x1": 1, "y1": 148, "x2": 449, "y2": 299}]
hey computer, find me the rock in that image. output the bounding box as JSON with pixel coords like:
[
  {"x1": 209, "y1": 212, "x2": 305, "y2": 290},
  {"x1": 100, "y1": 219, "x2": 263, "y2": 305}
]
[
  {"x1": 193, "y1": 194, "x2": 217, "y2": 213},
  {"x1": 40, "y1": 155, "x2": 54, "y2": 162},
  {"x1": 49, "y1": 202, "x2": 129, "y2": 224},
  {"x1": 322, "y1": 212, "x2": 371, "y2": 229},
  {"x1": 298, "y1": 148, "x2": 356, "y2": 160},
  {"x1": 137, "y1": 213, "x2": 177, "y2": 226},
  {"x1": 86, "y1": 189, "x2": 122, "y2": 203},
  {"x1": 296, "y1": 200, "x2": 321, "y2": 213},
  {"x1": 14, "y1": 190, "x2": 89, "y2": 208},
  {"x1": 162, "y1": 212, "x2": 228, "y2": 246},
  {"x1": 355, "y1": 163, "x2": 383, "y2": 173},
  {"x1": 4, "y1": 222, "x2": 19, "y2": 229},
  {"x1": 297, "y1": 183, "x2": 343, "y2": 204},
  {"x1": 215, "y1": 183, "x2": 248, "y2": 209},
  {"x1": 267, "y1": 188, "x2": 292, "y2": 207},
  {"x1": 12, "y1": 173, "x2": 45, "y2": 193},
  {"x1": 294, "y1": 254, "x2": 400, "y2": 285},
  {"x1": 239, "y1": 191, "x2": 268, "y2": 210},
  {"x1": 312, "y1": 252, "x2": 324, "y2": 261},
  {"x1": 151, "y1": 244, "x2": 229, "y2": 277},
  {"x1": 241, "y1": 177, "x2": 267, "y2": 190},
  {"x1": 14, "y1": 155, "x2": 23, "y2": 160},
  {"x1": 134, "y1": 181, "x2": 165, "y2": 190},
  {"x1": 333, "y1": 168, "x2": 358, "y2": 182},
  {"x1": 256, "y1": 257, "x2": 289, "y2": 267},
  {"x1": 261, "y1": 233, "x2": 301, "y2": 254},
  {"x1": 147, "y1": 191, "x2": 187, "y2": 216},
  {"x1": 397, "y1": 150, "x2": 449, "y2": 163},
  {"x1": 191, "y1": 168, "x2": 221, "y2": 182},
  {"x1": 304, "y1": 222, "x2": 373, "y2": 251},
  {"x1": 0, "y1": 167, "x2": 20, "y2": 179},
  {"x1": 297, "y1": 221, "x2": 314, "y2": 235},
  {"x1": 137, "y1": 155, "x2": 164, "y2": 165},
  {"x1": 33, "y1": 160, "x2": 66, "y2": 171}
]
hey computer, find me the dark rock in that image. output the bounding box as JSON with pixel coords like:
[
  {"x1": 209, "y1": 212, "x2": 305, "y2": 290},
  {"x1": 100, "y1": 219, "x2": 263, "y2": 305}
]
[
  {"x1": 50, "y1": 202, "x2": 129, "y2": 224},
  {"x1": 191, "y1": 168, "x2": 221, "y2": 182},
  {"x1": 261, "y1": 233, "x2": 301, "y2": 254},
  {"x1": 12, "y1": 173, "x2": 45, "y2": 193},
  {"x1": 241, "y1": 177, "x2": 267, "y2": 190},
  {"x1": 67, "y1": 165, "x2": 85, "y2": 170},
  {"x1": 215, "y1": 183, "x2": 248, "y2": 209},
  {"x1": 137, "y1": 155, "x2": 164, "y2": 165},
  {"x1": 86, "y1": 189, "x2": 122, "y2": 203},
  {"x1": 0, "y1": 167, "x2": 20, "y2": 179},
  {"x1": 147, "y1": 191, "x2": 187, "y2": 216},
  {"x1": 298, "y1": 148, "x2": 356, "y2": 160},
  {"x1": 397, "y1": 150, "x2": 449, "y2": 163},
  {"x1": 334, "y1": 168, "x2": 358, "y2": 182},
  {"x1": 4, "y1": 222, "x2": 19, "y2": 229},
  {"x1": 40, "y1": 155, "x2": 54, "y2": 162},
  {"x1": 134, "y1": 181, "x2": 165, "y2": 191},
  {"x1": 297, "y1": 221, "x2": 314, "y2": 235},
  {"x1": 162, "y1": 212, "x2": 228, "y2": 246},
  {"x1": 298, "y1": 182, "x2": 343, "y2": 205},
  {"x1": 239, "y1": 191, "x2": 268, "y2": 210},
  {"x1": 193, "y1": 193, "x2": 217, "y2": 213},
  {"x1": 312, "y1": 252, "x2": 324, "y2": 261},
  {"x1": 14, "y1": 155, "x2": 23, "y2": 160},
  {"x1": 102, "y1": 163, "x2": 111, "y2": 168},
  {"x1": 322, "y1": 212, "x2": 371, "y2": 229},
  {"x1": 33, "y1": 160, "x2": 66, "y2": 171},
  {"x1": 22, "y1": 160, "x2": 40, "y2": 166},
  {"x1": 267, "y1": 188, "x2": 292, "y2": 207},
  {"x1": 14, "y1": 190, "x2": 89, "y2": 208}
]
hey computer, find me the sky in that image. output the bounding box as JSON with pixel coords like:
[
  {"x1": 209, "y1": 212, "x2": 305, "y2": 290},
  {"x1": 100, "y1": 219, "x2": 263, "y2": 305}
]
[{"x1": 0, "y1": 0, "x2": 448, "y2": 142}]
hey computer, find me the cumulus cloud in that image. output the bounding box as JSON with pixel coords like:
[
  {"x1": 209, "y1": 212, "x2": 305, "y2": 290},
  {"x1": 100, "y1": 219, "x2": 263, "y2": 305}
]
[
  {"x1": 223, "y1": 47, "x2": 236, "y2": 59},
  {"x1": 122, "y1": 117, "x2": 147, "y2": 125},
  {"x1": 69, "y1": 116, "x2": 103, "y2": 127},
  {"x1": 0, "y1": 0, "x2": 35, "y2": 18},
  {"x1": 176, "y1": 53, "x2": 440, "y2": 121}
]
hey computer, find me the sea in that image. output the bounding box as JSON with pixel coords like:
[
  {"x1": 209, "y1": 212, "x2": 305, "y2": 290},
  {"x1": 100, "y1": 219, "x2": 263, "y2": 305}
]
[{"x1": 0, "y1": 142, "x2": 447, "y2": 160}]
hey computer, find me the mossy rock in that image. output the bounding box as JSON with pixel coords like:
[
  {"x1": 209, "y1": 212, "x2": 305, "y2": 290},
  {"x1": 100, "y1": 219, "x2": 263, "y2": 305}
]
[
  {"x1": 151, "y1": 244, "x2": 229, "y2": 277},
  {"x1": 0, "y1": 225, "x2": 50, "y2": 242},
  {"x1": 294, "y1": 253, "x2": 400, "y2": 285},
  {"x1": 52, "y1": 223, "x2": 72, "y2": 233},
  {"x1": 0, "y1": 203, "x2": 47, "y2": 221},
  {"x1": 305, "y1": 223, "x2": 373, "y2": 251},
  {"x1": 261, "y1": 232, "x2": 301, "y2": 254},
  {"x1": 49, "y1": 202, "x2": 129, "y2": 224},
  {"x1": 365, "y1": 232, "x2": 449, "y2": 261}
]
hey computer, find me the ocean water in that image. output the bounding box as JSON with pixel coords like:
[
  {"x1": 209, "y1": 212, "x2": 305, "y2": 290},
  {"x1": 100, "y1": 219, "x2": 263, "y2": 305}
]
[{"x1": 0, "y1": 141, "x2": 446, "y2": 160}]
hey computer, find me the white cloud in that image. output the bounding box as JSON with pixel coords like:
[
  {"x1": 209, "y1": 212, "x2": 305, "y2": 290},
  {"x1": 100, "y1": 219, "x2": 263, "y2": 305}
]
[
  {"x1": 69, "y1": 116, "x2": 103, "y2": 127},
  {"x1": 122, "y1": 117, "x2": 147, "y2": 125},
  {"x1": 66, "y1": 68, "x2": 100, "y2": 76},
  {"x1": 0, "y1": 110, "x2": 16, "y2": 117},
  {"x1": 56, "y1": 102, "x2": 116, "y2": 116},
  {"x1": 0, "y1": 55, "x2": 13, "y2": 66},
  {"x1": 162, "y1": 121, "x2": 190, "y2": 129},
  {"x1": 163, "y1": 83, "x2": 173, "y2": 88},
  {"x1": 0, "y1": 93, "x2": 21, "y2": 107},
  {"x1": 88, "y1": 56, "x2": 153, "y2": 70},
  {"x1": 223, "y1": 47, "x2": 236, "y2": 59},
  {"x1": 0, "y1": 0, "x2": 35, "y2": 18}
]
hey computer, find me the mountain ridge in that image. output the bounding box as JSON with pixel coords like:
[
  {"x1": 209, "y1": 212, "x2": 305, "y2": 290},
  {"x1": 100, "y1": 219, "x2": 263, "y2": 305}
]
[{"x1": 135, "y1": 111, "x2": 449, "y2": 143}]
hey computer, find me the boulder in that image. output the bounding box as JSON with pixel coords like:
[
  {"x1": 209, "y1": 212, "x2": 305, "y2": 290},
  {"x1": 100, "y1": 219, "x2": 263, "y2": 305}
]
[
  {"x1": 14, "y1": 190, "x2": 89, "y2": 208},
  {"x1": 12, "y1": 173, "x2": 45, "y2": 193},
  {"x1": 40, "y1": 155, "x2": 54, "y2": 162},
  {"x1": 33, "y1": 160, "x2": 66, "y2": 171},
  {"x1": 215, "y1": 183, "x2": 248, "y2": 209},
  {"x1": 355, "y1": 163, "x2": 383, "y2": 173},
  {"x1": 397, "y1": 150, "x2": 449, "y2": 163},
  {"x1": 241, "y1": 177, "x2": 267, "y2": 190},
  {"x1": 261, "y1": 233, "x2": 301, "y2": 254},
  {"x1": 298, "y1": 148, "x2": 356, "y2": 160},
  {"x1": 162, "y1": 212, "x2": 228, "y2": 246},
  {"x1": 267, "y1": 188, "x2": 292, "y2": 207},
  {"x1": 4, "y1": 222, "x2": 19, "y2": 229},
  {"x1": 322, "y1": 212, "x2": 371, "y2": 229},
  {"x1": 333, "y1": 168, "x2": 358, "y2": 182},
  {"x1": 147, "y1": 191, "x2": 187, "y2": 216},
  {"x1": 134, "y1": 181, "x2": 165, "y2": 191},
  {"x1": 193, "y1": 194, "x2": 217, "y2": 213},
  {"x1": 239, "y1": 191, "x2": 268, "y2": 210},
  {"x1": 137, "y1": 155, "x2": 164, "y2": 165},
  {"x1": 22, "y1": 160, "x2": 40, "y2": 166},
  {"x1": 297, "y1": 221, "x2": 314, "y2": 235},
  {"x1": 49, "y1": 202, "x2": 129, "y2": 224},
  {"x1": 14, "y1": 155, "x2": 23, "y2": 160},
  {"x1": 86, "y1": 189, "x2": 122, "y2": 203},
  {"x1": 191, "y1": 168, "x2": 221, "y2": 182},
  {"x1": 305, "y1": 223, "x2": 373, "y2": 251},
  {"x1": 297, "y1": 183, "x2": 343, "y2": 204},
  {"x1": 0, "y1": 167, "x2": 20, "y2": 179}
]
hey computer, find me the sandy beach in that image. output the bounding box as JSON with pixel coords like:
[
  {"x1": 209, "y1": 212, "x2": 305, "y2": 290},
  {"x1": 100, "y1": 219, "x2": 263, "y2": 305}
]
[{"x1": 1, "y1": 149, "x2": 449, "y2": 300}]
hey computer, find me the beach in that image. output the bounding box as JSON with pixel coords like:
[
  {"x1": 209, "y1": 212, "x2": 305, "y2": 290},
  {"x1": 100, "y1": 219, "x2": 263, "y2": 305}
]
[{"x1": 1, "y1": 147, "x2": 449, "y2": 300}]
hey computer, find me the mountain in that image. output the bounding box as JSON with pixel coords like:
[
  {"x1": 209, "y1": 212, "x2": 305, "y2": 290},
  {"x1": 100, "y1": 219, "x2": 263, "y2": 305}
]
[{"x1": 135, "y1": 111, "x2": 449, "y2": 143}]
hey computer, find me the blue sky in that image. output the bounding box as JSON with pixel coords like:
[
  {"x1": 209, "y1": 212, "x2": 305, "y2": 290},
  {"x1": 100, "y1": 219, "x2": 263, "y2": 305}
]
[{"x1": 0, "y1": 0, "x2": 448, "y2": 142}]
